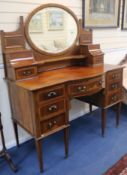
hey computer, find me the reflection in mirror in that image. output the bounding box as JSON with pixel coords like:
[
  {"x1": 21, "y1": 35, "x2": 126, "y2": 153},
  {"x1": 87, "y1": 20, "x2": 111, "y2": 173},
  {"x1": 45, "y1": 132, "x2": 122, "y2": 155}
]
[{"x1": 28, "y1": 7, "x2": 78, "y2": 53}]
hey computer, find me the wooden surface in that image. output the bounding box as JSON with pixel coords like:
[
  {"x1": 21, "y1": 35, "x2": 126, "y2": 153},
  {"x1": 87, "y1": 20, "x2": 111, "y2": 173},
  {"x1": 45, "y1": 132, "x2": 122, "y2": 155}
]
[{"x1": 16, "y1": 64, "x2": 122, "y2": 90}]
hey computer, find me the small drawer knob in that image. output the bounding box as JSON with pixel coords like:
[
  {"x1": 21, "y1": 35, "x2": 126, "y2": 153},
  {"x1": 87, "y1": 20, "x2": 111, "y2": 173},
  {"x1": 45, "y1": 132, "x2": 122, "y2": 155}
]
[
  {"x1": 111, "y1": 84, "x2": 115, "y2": 89},
  {"x1": 23, "y1": 70, "x2": 32, "y2": 76},
  {"x1": 53, "y1": 120, "x2": 57, "y2": 124},
  {"x1": 99, "y1": 80, "x2": 102, "y2": 85},
  {"x1": 111, "y1": 95, "x2": 117, "y2": 101},
  {"x1": 48, "y1": 122, "x2": 52, "y2": 129}
]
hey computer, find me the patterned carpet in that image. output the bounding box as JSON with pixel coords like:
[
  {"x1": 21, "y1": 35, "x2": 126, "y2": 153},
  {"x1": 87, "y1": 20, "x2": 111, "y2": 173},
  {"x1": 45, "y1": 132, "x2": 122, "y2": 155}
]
[{"x1": 104, "y1": 154, "x2": 127, "y2": 175}]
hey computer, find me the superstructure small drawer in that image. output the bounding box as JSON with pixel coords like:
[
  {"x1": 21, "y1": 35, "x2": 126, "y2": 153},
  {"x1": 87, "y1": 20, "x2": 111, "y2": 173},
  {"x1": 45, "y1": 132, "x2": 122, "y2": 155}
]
[
  {"x1": 36, "y1": 85, "x2": 65, "y2": 104},
  {"x1": 39, "y1": 99, "x2": 66, "y2": 120},
  {"x1": 107, "y1": 69, "x2": 122, "y2": 82},
  {"x1": 40, "y1": 114, "x2": 66, "y2": 134},
  {"x1": 16, "y1": 66, "x2": 37, "y2": 80},
  {"x1": 68, "y1": 76, "x2": 103, "y2": 97}
]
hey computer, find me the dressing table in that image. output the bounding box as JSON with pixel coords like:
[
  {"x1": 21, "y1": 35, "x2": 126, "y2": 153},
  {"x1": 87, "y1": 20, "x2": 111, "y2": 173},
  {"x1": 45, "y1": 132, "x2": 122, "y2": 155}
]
[{"x1": 0, "y1": 3, "x2": 124, "y2": 172}]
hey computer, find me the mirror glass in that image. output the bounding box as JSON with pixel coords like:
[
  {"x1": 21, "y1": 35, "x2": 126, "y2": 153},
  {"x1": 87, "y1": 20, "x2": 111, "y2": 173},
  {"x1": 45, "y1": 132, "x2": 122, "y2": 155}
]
[{"x1": 27, "y1": 7, "x2": 78, "y2": 54}]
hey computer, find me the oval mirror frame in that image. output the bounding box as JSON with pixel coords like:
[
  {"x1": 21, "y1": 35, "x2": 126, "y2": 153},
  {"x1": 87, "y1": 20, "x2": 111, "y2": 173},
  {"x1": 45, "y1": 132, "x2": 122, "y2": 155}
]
[{"x1": 25, "y1": 3, "x2": 79, "y2": 56}]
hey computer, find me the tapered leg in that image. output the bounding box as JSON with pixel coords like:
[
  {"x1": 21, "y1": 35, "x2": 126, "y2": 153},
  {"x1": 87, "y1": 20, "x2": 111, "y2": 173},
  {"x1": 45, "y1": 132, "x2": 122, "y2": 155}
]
[
  {"x1": 13, "y1": 121, "x2": 19, "y2": 147},
  {"x1": 35, "y1": 139, "x2": 43, "y2": 172},
  {"x1": 64, "y1": 127, "x2": 69, "y2": 158},
  {"x1": 116, "y1": 102, "x2": 121, "y2": 127},
  {"x1": 89, "y1": 104, "x2": 92, "y2": 113},
  {"x1": 101, "y1": 108, "x2": 107, "y2": 137}
]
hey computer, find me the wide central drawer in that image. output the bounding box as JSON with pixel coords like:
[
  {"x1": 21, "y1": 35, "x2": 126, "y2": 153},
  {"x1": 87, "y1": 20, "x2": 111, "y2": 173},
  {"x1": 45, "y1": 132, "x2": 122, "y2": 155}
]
[{"x1": 68, "y1": 76, "x2": 103, "y2": 97}]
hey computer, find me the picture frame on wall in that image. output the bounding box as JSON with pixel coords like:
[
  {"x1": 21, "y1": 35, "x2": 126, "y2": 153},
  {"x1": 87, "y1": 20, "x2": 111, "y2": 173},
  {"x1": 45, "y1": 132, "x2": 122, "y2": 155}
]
[
  {"x1": 121, "y1": 0, "x2": 127, "y2": 30},
  {"x1": 47, "y1": 10, "x2": 64, "y2": 30},
  {"x1": 29, "y1": 13, "x2": 43, "y2": 33},
  {"x1": 82, "y1": 0, "x2": 120, "y2": 28}
]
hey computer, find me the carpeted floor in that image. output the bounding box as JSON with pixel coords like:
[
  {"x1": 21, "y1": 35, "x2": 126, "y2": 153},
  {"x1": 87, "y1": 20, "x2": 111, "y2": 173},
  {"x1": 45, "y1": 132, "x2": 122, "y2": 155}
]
[{"x1": 1, "y1": 105, "x2": 127, "y2": 175}]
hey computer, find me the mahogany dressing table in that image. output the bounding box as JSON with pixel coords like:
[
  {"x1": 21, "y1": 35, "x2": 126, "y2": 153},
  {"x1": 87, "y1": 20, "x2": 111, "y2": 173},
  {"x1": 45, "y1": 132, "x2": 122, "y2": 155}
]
[{"x1": 0, "y1": 4, "x2": 124, "y2": 172}]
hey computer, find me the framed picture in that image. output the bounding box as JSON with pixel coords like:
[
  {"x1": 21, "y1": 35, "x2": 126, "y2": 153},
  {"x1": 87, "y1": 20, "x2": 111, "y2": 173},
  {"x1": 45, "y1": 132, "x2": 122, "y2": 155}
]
[
  {"x1": 47, "y1": 10, "x2": 64, "y2": 30},
  {"x1": 29, "y1": 13, "x2": 42, "y2": 33},
  {"x1": 82, "y1": 0, "x2": 120, "y2": 28},
  {"x1": 122, "y1": 0, "x2": 127, "y2": 30}
]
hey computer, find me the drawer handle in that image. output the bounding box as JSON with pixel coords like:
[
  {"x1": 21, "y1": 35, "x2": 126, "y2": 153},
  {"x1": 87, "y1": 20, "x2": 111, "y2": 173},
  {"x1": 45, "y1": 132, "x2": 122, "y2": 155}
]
[
  {"x1": 48, "y1": 122, "x2": 53, "y2": 129},
  {"x1": 48, "y1": 105, "x2": 57, "y2": 112},
  {"x1": 112, "y1": 84, "x2": 118, "y2": 89},
  {"x1": 112, "y1": 74, "x2": 119, "y2": 79},
  {"x1": 23, "y1": 70, "x2": 32, "y2": 76},
  {"x1": 111, "y1": 95, "x2": 117, "y2": 101},
  {"x1": 78, "y1": 86, "x2": 86, "y2": 92},
  {"x1": 48, "y1": 120, "x2": 57, "y2": 129},
  {"x1": 47, "y1": 91, "x2": 57, "y2": 97}
]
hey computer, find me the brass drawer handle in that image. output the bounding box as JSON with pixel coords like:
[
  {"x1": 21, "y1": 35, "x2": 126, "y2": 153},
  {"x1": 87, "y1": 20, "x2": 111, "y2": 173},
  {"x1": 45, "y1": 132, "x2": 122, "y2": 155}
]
[
  {"x1": 111, "y1": 84, "x2": 115, "y2": 89},
  {"x1": 111, "y1": 95, "x2": 117, "y2": 101},
  {"x1": 48, "y1": 120, "x2": 57, "y2": 129},
  {"x1": 47, "y1": 91, "x2": 57, "y2": 97},
  {"x1": 22, "y1": 70, "x2": 32, "y2": 76},
  {"x1": 111, "y1": 83, "x2": 118, "y2": 89},
  {"x1": 78, "y1": 86, "x2": 86, "y2": 92},
  {"x1": 48, "y1": 105, "x2": 57, "y2": 112},
  {"x1": 112, "y1": 74, "x2": 119, "y2": 79}
]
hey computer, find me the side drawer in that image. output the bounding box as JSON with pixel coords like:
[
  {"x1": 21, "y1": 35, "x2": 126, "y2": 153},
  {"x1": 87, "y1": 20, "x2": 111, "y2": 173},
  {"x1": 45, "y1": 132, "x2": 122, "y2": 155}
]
[
  {"x1": 39, "y1": 99, "x2": 66, "y2": 120},
  {"x1": 107, "y1": 69, "x2": 122, "y2": 82},
  {"x1": 40, "y1": 114, "x2": 66, "y2": 134},
  {"x1": 16, "y1": 66, "x2": 37, "y2": 80},
  {"x1": 106, "y1": 91, "x2": 123, "y2": 106},
  {"x1": 107, "y1": 81, "x2": 122, "y2": 93},
  {"x1": 68, "y1": 76, "x2": 103, "y2": 97},
  {"x1": 36, "y1": 85, "x2": 65, "y2": 104}
]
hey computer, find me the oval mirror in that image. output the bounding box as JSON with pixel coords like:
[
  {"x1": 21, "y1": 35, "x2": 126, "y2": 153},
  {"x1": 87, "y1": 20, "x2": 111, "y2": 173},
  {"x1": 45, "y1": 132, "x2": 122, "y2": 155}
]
[{"x1": 25, "y1": 4, "x2": 79, "y2": 55}]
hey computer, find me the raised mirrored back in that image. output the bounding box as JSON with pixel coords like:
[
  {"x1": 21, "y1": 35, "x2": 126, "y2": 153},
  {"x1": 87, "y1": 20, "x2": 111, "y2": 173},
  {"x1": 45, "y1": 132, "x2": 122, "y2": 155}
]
[{"x1": 25, "y1": 4, "x2": 79, "y2": 55}]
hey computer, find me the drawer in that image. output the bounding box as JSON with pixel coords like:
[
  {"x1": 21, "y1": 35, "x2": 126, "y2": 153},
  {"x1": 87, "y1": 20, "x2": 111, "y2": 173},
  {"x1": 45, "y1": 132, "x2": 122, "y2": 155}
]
[
  {"x1": 36, "y1": 85, "x2": 65, "y2": 104},
  {"x1": 16, "y1": 66, "x2": 37, "y2": 80},
  {"x1": 107, "y1": 91, "x2": 123, "y2": 106},
  {"x1": 40, "y1": 114, "x2": 66, "y2": 134},
  {"x1": 39, "y1": 99, "x2": 66, "y2": 120},
  {"x1": 107, "y1": 69, "x2": 122, "y2": 82},
  {"x1": 68, "y1": 76, "x2": 103, "y2": 97},
  {"x1": 107, "y1": 81, "x2": 122, "y2": 92}
]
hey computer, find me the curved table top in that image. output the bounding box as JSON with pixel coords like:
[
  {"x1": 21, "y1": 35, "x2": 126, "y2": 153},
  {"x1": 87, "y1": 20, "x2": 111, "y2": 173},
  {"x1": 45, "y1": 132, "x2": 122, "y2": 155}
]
[{"x1": 16, "y1": 64, "x2": 123, "y2": 91}]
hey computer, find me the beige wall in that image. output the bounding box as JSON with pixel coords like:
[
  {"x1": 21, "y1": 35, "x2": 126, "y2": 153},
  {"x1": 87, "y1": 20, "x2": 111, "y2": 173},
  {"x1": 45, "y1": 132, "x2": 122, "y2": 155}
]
[{"x1": 0, "y1": 0, "x2": 127, "y2": 148}]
